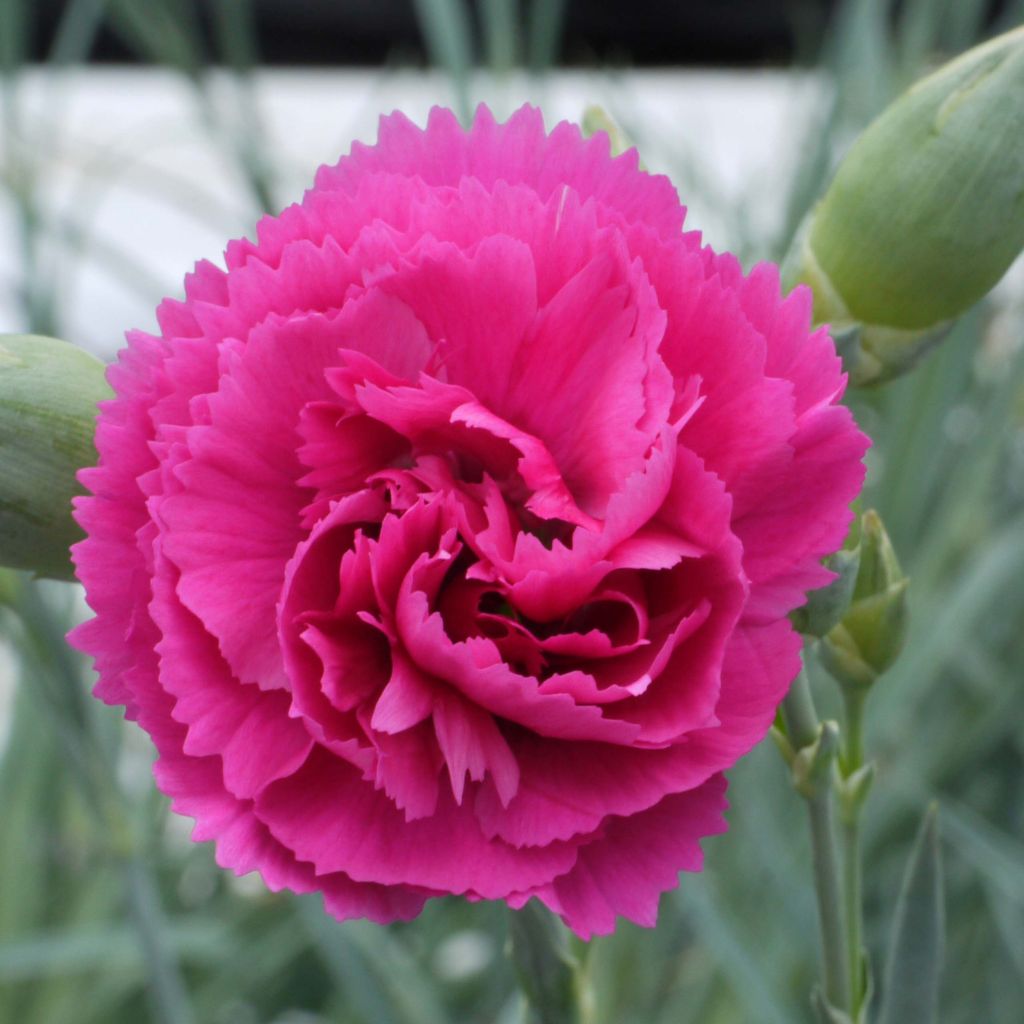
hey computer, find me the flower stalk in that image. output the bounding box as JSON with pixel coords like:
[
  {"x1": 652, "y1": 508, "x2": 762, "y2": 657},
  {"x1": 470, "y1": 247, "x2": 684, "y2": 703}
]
[
  {"x1": 780, "y1": 669, "x2": 851, "y2": 1015},
  {"x1": 507, "y1": 901, "x2": 593, "y2": 1024},
  {"x1": 838, "y1": 689, "x2": 872, "y2": 1019},
  {"x1": 780, "y1": 509, "x2": 912, "y2": 1020}
]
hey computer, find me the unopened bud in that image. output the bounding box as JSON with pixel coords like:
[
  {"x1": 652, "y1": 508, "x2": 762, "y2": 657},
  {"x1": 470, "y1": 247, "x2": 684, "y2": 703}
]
[
  {"x1": 0, "y1": 335, "x2": 110, "y2": 580},
  {"x1": 785, "y1": 27, "x2": 1024, "y2": 385},
  {"x1": 792, "y1": 543, "x2": 862, "y2": 639},
  {"x1": 819, "y1": 511, "x2": 909, "y2": 690}
]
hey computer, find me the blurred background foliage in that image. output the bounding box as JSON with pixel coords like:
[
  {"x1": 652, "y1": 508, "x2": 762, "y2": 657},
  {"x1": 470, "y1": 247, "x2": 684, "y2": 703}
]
[{"x1": 1, "y1": 0, "x2": 1023, "y2": 1022}]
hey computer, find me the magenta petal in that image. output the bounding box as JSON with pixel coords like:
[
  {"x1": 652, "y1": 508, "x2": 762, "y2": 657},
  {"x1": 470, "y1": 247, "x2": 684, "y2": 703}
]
[
  {"x1": 684, "y1": 619, "x2": 803, "y2": 776},
  {"x1": 151, "y1": 562, "x2": 313, "y2": 800},
  {"x1": 371, "y1": 649, "x2": 436, "y2": 734},
  {"x1": 255, "y1": 746, "x2": 578, "y2": 898},
  {"x1": 396, "y1": 578, "x2": 639, "y2": 744},
  {"x1": 160, "y1": 312, "x2": 350, "y2": 690},
  {"x1": 366, "y1": 719, "x2": 442, "y2": 821},
  {"x1": 475, "y1": 734, "x2": 724, "y2": 848},
  {"x1": 537, "y1": 774, "x2": 729, "y2": 939},
  {"x1": 499, "y1": 240, "x2": 671, "y2": 517},
  {"x1": 299, "y1": 618, "x2": 390, "y2": 713},
  {"x1": 433, "y1": 689, "x2": 520, "y2": 806},
  {"x1": 500, "y1": 428, "x2": 679, "y2": 622},
  {"x1": 733, "y1": 403, "x2": 868, "y2": 602},
  {"x1": 71, "y1": 330, "x2": 175, "y2": 713},
  {"x1": 318, "y1": 105, "x2": 686, "y2": 241},
  {"x1": 371, "y1": 233, "x2": 539, "y2": 410}
]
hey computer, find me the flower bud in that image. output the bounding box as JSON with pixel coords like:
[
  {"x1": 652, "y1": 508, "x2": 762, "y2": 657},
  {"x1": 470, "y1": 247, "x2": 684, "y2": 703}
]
[
  {"x1": 819, "y1": 510, "x2": 909, "y2": 690},
  {"x1": 784, "y1": 26, "x2": 1024, "y2": 386},
  {"x1": 792, "y1": 543, "x2": 862, "y2": 639},
  {"x1": 0, "y1": 334, "x2": 110, "y2": 580}
]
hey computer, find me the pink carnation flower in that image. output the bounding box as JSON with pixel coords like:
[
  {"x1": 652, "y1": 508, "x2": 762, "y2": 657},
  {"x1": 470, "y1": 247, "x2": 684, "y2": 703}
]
[{"x1": 72, "y1": 105, "x2": 867, "y2": 938}]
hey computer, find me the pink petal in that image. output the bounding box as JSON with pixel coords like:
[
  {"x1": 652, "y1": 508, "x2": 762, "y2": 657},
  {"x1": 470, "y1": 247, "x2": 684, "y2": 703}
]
[
  {"x1": 364, "y1": 718, "x2": 443, "y2": 822},
  {"x1": 534, "y1": 774, "x2": 729, "y2": 939},
  {"x1": 371, "y1": 648, "x2": 436, "y2": 734},
  {"x1": 433, "y1": 689, "x2": 520, "y2": 806},
  {"x1": 475, "y1": 733, "x2": 725, "y2": 849},
  {"x1": 254, "y1": 746, "x2": 580, "y2": 898},
  {"x1": 150, "y1": 557, "x2": 313, "y2": 800},
  {"x1": 395, "y1": 563, "x2": 640, "y2": 745},
  {"x1": 317, "y1": 105, "x2": 685, "y2": 241},
  {"x1": 159, "y1": 312, "x2": 350, "y2": 690},
  {"x1": 733, "y1": 403, "x2": 868, "y2": 603}
]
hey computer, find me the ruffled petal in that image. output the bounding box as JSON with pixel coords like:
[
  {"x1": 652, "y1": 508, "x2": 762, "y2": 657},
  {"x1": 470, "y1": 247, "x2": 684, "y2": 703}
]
[
  {"x1": 529, "y1": 774, "x2": 729, "y2": 939},
  {"x1": 317, "y1": 105, "x2": 686, "y2": 241},
  {"x1": 254, "y1": 745, "x2": 580, "y2": 898}
]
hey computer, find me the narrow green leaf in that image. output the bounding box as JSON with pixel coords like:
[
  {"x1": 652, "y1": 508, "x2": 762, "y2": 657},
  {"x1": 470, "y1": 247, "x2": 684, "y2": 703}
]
[
  {"x1": 123, "y1": 857, "x2": 196, "y2": 1024},
  {"x1": 0, "y1": 920, "x2": 229, "y2": 981},
  {"x1": 674, "y1": 880, "x2": 794, "y2": 1024},
  {"x1": 481, "y1": 0, "x2": 519, "y2": 73},
  {"x1": 410, "y1": 0, "x2": 474, "y2": 124},
  {"x1": 47, "y1": 0, "x2": 107, "y2": 67},
  {"x1": 879, "y1": 805, "x2": 945, "y2": 1024},
  {"x1": 103, "y1": 0, "x2": 206, "y2": 79},
  {"x1": 941, "y1": 799, "x2": 1024, "y2": 905},
  {"x1": 209, "y1": 0, "x2": 260, "y2": 73},
  {"x1": 526, "y1": 0, "x2": 568, "y2": 72},
  {"x1": 297, "y1": 896, "x2": 446, "y2": 1024},
  {"x1": 0, "y1": 0, "x2": 30, "y2": 75},
  {"x1": 4, "y1": 578, "x2": 196, "y2": 1024}
]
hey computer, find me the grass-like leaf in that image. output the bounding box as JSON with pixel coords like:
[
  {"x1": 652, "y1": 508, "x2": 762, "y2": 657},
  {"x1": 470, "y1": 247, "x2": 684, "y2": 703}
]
[{"x1": 878, "y1": 805, "x2": 944, "y2": 1024}]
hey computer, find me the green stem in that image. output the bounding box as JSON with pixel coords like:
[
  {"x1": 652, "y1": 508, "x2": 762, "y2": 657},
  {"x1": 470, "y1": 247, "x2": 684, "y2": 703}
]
[
  {"x1": 843, "y1": 816, "x2": 864, "y2": 1015},
  {"x1": 843, "y1": 690, "x2": 866, "y2": 774},
  {"x1": 507, "y1": 901, "x2": 592, "y2": 1024},
  {"x1": 809, "y1": 792, "x2": 851, "y2": 1012},
  {"x1": 841, "y1": 690, "x2": 869, "y2": 1015},
  {"x1": 782, "y1": 669, "x2": 852, "y2": 1014}
]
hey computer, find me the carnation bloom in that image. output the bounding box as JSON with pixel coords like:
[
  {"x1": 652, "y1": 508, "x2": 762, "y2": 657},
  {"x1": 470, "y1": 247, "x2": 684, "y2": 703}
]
[{"x1": 72, "y1": 105, "x2": 867, "y2": 938}]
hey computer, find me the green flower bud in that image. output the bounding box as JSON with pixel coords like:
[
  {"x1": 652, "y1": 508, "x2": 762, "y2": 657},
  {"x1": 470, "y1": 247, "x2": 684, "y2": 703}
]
[
  {"x1": 0, "y1": 334, "x2": 110, "y2": 580},
  {"x1": 819, "y1": 511, "x2": 909, "y2": 690},
  {"x1": 792, "y1": 543, "x2": 862, "y2": 638},
  {"x1": 785, "y1": 26, "x2": 1024, "y2": 385}
]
